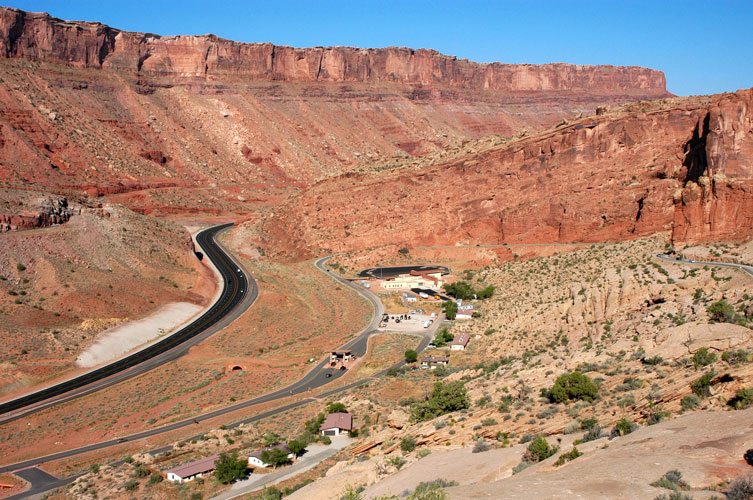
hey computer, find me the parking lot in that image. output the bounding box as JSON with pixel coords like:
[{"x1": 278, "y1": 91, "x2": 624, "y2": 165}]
[{"x1": 378, "y1": 311, "x2": 439, "y2": 334}]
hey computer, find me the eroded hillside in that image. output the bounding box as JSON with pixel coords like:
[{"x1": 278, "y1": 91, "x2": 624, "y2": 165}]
[{"x1": 263, "y1": 89, "x2": 753, "y2": 259}]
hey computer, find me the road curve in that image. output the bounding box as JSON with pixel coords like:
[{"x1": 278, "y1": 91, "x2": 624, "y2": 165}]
[
  {"x1": 0, "y1": 223, "x2": 257, "y2": 424},
  {"x1": 655, "y1": 253, "x2": 753, "y2": 278},
  {"x1": 0, "y1": 254, "x2": 433, "y2": 495},
  {"x1": 0, "y1": 255, "x2": 437, "y2": 500}
]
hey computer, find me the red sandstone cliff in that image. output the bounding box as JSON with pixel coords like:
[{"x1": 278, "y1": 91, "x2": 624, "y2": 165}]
[
  {"x1": 263, "y1": 89, "x2": 753, "y2": 258},
  {"x1": 0, "y1": 7, "x2": 669, "y2": 96}
]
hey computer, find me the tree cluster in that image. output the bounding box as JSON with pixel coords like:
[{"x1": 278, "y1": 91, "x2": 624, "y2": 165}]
[
  {"x1": 442, "y1": 281, "x2": 495, "y2": 300},
  {"x1": 410, "y1": 381, "x2": 469, "y2": 422},
  {"x1": 545, "y1": 371, "x2": 599, "y2": 403}
]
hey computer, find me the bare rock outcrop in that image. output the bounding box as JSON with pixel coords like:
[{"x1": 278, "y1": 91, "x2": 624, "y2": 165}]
[
  {"x1": 0, "y1": 7, "x2": 669, "y2": 96},
  {"x1": 264, "y1": 88, "x2": 753, "y2": 258}
]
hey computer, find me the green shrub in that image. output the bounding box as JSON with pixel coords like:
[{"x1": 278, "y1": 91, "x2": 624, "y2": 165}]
[
  {"x1": 523, "y1": 436, "x2": 558, "y2": 462},
  {"x1": 149, "y1": 472, "x2": 163, "y2": 484},
  {"x1": 133, "y1": 465, "x2": 149, "y2": 478},
  {"x1": 405, "y1": 349, "x2": 418, "y2": 363},
  {"x1": 410, "y1": 381, "x2": 469, "y2": 422},
  {"x1": 16, "y1": 263, "x2": 26, "y2": 272},
  {"x1": 651, "y1": 470, "x2": 689, "y2": 491},
  {"x1": 723, "y1": 349, "x2": 752, "y2": 365},
  {"x1": 707, "y1": 300, "x2": 736, "y2": 323},
  {"x1": 89, "y1": 463, "x2": 99, "y2": 474},
  {"x1": 728, "y1": 387, "x2": 753, "y2": 410},
  {"x1": 512, "y1": 461, "x2": 530, "y2": 475},
  {"x1": 123, "y1": 479, "x2": 138, "y2": 491},
  {"x1": 401, "y1": 435, "x2": 416, "y2": 453},
  {"x1": 692, "y1": 347, "x2": 717, "y2": 368},
  {"x1": 547, "y1": 371, "x2": 599, "y2": 403},
  {"x1": 680, "y1": 394, "x2": 701, "y2": 410},
  {"x1": 553, "y1": 446, "x2": 583, "y2": 466},
  {"x1": 472, "y1": 438, "x2": 490, "y2": 453},
  {"x1": 727, "y1": 475, "x2": 753, "y2": 500},
  {"x1": 691, "y1": 370, "x2": 715, "y2": 397},
  {"x1": 326, "y1": 402, "x2": 347, "y2": 413},
  {"x1": 653, "y1": 493, "x2": 693, "y2": 500},
  {"x1": 258, "y1": 486, "x2": 282, "y2": 500},
  {"x1": 611, "y1": 418, "x2": 637, "y2": 437},
  {"x1": 580, "y1": 417, "x2": 598, "y2": 430},
  {"x1": 582, "y1": 424, "x2": 604, "y2": 442}
]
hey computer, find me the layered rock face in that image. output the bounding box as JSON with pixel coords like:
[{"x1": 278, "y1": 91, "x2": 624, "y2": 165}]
[
  {"x1": 0, "y1": 7, "x2": 668, "y2": 95},
  {"x1": 0, "y1": 7, "x2": 675, "y2": 220},
  {"x1": 264, "y1": 89, "x2": 753, "y2": 258}
]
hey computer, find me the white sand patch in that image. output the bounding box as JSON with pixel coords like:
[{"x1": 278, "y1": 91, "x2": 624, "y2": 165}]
[{"x1": 76, "y1": 302, "x2": 203, "y2": 368}]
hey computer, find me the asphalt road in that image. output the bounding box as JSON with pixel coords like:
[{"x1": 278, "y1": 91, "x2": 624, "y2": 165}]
[
  {"x1": 655, "y1": 253, "x2": 753, "y2": 278},
  {"x1": 0, "y1": 223, "x2": 257, "y2": 425},
  {"x1": 358, "y1": 264, "x2": 451, "y2": 279},
  {"x1": 1, "y1": 255, "x2": 432, "y2": 499}
]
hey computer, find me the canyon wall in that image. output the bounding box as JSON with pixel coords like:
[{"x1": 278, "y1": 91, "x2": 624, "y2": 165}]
[
  {"x1": 0, "y1": 7, "x2": 668, "y2": 95},
  {"x1": 263, "y1": 89, "x2": 753, "y2": 258}
]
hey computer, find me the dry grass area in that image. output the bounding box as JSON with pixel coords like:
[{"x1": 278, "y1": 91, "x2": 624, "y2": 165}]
[
  {"x1": 0, "y1": 230, "x2": 371, "y2": 467},
  {"x1": 349, "y1": 334, "x2": 418, "y2": 378},
  {"x1": 19, "y1": 236, "x2": 753, "y2": 500},
  {"x1": 0, "y1": 197, "x2": 211, "y2": 398},
  {"x1": 270, "y1": 236, "x2": 753, "y2": 499}
]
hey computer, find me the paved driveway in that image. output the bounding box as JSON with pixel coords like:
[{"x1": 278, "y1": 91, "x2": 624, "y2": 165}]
[{"x1": 209, "y1": 435, "x2": 351, "y2": 500}]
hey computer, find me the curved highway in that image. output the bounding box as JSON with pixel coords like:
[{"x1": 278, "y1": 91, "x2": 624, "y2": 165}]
[
  {"x1": 1, "y1": 255, "x2": 432, "y2": 499},
  {"x1": 0, "y1": 222, "x2": 257, "y2": 424},
  {"x1": 656, "y1": 253, "x2": 753, "y2": 278}
]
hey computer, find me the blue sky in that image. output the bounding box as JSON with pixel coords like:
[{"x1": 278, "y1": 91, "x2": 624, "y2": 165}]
[{"x1": 5, "y1": 1, "x2": 752, "y2": 96}]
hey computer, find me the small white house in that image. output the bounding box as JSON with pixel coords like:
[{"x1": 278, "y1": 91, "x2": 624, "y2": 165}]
[
  {"x1": 450, "y1": 333, "x2": 470, "y2": 351},
  {"x1": 247, "y1": 444, "x2": 294, "y2": 468},
  {"x1": 455, "y1": 308, "x2": 474, "y2": 320},
  {"x1": 319, "y1": 412, "x2": 353, "y2": 436},
  {"x1": 164, "y1": 454, "x2": 219, "y2": 483}
]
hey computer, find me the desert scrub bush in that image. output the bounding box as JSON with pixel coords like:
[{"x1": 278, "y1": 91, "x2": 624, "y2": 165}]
[
  {"x1": 148, "y1": 472, "x2": 163, "y2": 484},
  {"x1": 611, "y1": 418, "x2": 638, "y2": 437},
  {"x1": 728, "y1": 387, "x2": 753, "y2": 410},
  {"x1": 707, "y1": 300, "x2": 737, "y2": 324},
  {"x1": 616, "y1": 377, "x2": 644, "y2": 392},
  {"x1": 481, "y1": 417, "x2": 497, "y2": 426},
  {"x1": 472, "y1": 438, "x2": 490, "y2": 453},
  {"x1": 553, "y1": 446, "x2": 583, "y2": 466},
  {"x1": 123, "y1": 479, "x2": 139, "y2": 491},
  {"x1": 582, "y1": 424, "x2": 605, "y2": 442},
  {"x1": 387, "y1": 456, "x2": 407, "y2": 470},
  {"x1": 692, "y1": 347, "x2": 718, "y2": 368},
  {"x1": 132, "y1": 464, "x2": 149, "y2": 478},
  {"x1": 401, "y1": 435, "x2": 416, "y2": 453},
  {"x1": 653, "y1": 493, "x2": 693, "y2": 500},
  {"x1": 691, "y1": 370, "x2": 715, "y2": 397},
  {"x1": 512, "y1": 461, "x2": 530, "y2": 475},
  {"x1": 680, "y1": 394, "x2": 701, "y2": 411},
  {"x1": 723, "y1": 349, "x2": 753, "y2": 365},
  {"x1": 564, "y1": 420, "x2": 581, "y2": 434},
  {"x1": 727, "y1": 475, "x2": 753, "y2": 500},
  {"x1": 545, "y1": 371, "x2": 598, "y2": 403},
  {"x1": 523, "y1": 436, "x2": 558, "y2": 463},
  {"x1": 651, "y1": 470, "x2": 690, "y2": 491},
  {"x1": 417, "y1": 449, "x2": 432, "y2": 458}
]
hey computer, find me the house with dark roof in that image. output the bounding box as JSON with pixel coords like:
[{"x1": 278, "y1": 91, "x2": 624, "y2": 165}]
[
  {"x1": 319, "y1": 412, "x2": 353, "y2": 436},
  {"x1": 165, "y1": 454, "x2": 219, "y2": 483},
  {"x1": 247, "y1": 443, "x2": 294, "y2": 468}
]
